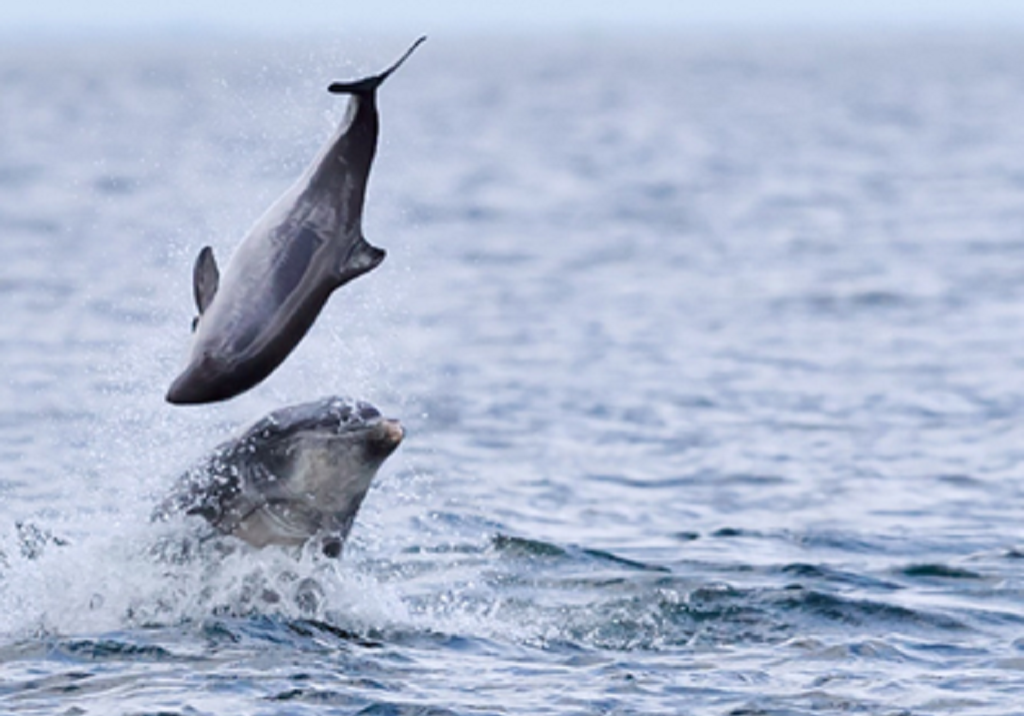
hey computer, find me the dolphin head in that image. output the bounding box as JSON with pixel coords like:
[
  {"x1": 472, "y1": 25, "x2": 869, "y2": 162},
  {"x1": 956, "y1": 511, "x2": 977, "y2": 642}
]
[
  {"x1": 166, "y1": 349, "x2": 264, "y2": 405},
  {"x1": 162, "y1": 397, "x2": 404, "y2": 555},
  {"x1": 245, "y1": 397, "x2": 405, "y2": 485},
  {"x1": 229, "y1": 397, "x2": 404, "y2": 552}
]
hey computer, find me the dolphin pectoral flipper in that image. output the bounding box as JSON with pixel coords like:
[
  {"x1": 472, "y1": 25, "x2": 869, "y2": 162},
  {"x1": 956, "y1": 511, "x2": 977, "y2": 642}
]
[
  {"x1": 193, "y1": 246, "x2": 220, "y2": 315},
  {"x1": 335, "y1": 237, "x2": 386, "y2": 286}
]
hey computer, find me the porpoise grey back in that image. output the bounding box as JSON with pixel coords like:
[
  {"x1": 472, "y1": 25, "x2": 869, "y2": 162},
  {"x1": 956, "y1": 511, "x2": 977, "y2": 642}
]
[
  {"x1": 166, "y1": 37, "x2": 426, "y2": 405},
  {"x1": 155, "y1": 397, "x2": 404, "y2": 557}
]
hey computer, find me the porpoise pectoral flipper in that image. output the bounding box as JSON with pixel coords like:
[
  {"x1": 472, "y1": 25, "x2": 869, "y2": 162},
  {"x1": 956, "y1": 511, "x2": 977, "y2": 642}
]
[{"x1": 165, "y1": 37, "x2": 426, "y2": 405}]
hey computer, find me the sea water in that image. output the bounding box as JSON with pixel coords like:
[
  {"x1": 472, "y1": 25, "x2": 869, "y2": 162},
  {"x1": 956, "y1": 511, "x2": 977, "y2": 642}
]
[{"x1": 2, "y1": 32, "x2": 1024, "y2": 715}]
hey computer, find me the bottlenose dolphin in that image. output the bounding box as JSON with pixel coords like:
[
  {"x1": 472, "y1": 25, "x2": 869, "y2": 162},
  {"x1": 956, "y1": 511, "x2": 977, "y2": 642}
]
[
  {"x1": 155, "y1": 397, "x2": 404, "y2": 557},
  {"x1": 166, "y1": 37, "x2": 426, "y2": 404}
]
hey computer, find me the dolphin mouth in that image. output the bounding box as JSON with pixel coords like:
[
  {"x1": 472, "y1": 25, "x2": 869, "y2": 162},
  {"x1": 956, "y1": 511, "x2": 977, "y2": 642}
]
[
  {"x1": 166, "y1": 371, "x2": 206, "y2": 405},
  {"x1": 166, "y1": 356, "x2": 240, "y2": 405},
  {"x1": 380, "y1": 418, "x2": 404, "y2": 445},
  {"x1": 166, "y1": 371, "x2": 226, "y2": 405},
  {"x1": 368, "y1": 418, "x2": 404, "y2": 456}
]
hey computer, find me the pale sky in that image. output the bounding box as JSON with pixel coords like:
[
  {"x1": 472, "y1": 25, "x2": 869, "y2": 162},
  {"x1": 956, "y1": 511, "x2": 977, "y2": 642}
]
[{"x1": 4, "y1": 0, "x2": 1024, "y2": 37}]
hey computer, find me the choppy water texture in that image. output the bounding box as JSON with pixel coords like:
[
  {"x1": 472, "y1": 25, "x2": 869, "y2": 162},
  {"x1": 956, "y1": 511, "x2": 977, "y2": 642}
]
[{"x1": 2, "y1": 32, "x2": 1024, "y2": 715}]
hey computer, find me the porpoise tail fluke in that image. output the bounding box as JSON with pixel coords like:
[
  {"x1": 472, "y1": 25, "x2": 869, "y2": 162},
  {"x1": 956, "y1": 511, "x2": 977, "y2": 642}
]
[{"x1": 327, "y1": 36, "x2": 426, "y2": 95}]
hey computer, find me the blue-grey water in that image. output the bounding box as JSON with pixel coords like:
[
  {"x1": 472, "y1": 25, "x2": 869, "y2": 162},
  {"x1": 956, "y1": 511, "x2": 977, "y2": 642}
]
[{"x1": 2, "y1": 32, "x2": 1024, "y2": 715}]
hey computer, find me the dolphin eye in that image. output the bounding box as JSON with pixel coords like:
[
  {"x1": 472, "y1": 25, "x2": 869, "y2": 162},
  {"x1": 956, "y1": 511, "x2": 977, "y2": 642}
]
[
  {"x1": 330, "y1": 404, "x2": 354, "y2": 425},
  {"x1": 322, "y1": 537, "x2": 342, "y2": 558}
]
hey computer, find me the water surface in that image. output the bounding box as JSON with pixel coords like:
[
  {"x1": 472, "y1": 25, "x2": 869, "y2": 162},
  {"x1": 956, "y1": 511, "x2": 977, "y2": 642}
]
[{"x1": 2, "y1": 33, "x2": 1024, "y2": 715}]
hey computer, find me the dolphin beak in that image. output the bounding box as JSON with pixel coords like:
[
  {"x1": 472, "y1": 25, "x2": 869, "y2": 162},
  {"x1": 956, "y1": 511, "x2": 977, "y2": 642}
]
[
  {"x1": 166, "y1": 371, "x2": 205, "y2": 405},
  {"x1": 166, "y1": 361, "x2": 225, "y2": 405},
  {"x1": 369, "y1": 418, "x2": 404, "y2": 457}
]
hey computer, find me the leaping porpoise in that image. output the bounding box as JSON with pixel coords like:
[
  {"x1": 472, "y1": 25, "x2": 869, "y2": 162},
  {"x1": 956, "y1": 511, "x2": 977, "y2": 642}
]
[
  {"x1": 154, "y1": 396, "x2": 404, "y2": 557},
  {"x1": 166, "y1": 37, "x2": 426, "y2": 405}
]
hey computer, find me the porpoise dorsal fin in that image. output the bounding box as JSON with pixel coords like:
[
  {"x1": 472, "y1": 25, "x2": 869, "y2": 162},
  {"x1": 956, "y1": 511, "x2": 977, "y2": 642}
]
[
  {"x1": 193, "y1": 245, "x2": 220, "y2": 316},
  {"x1": 327, "y1": 36, "x2": 426, "y2": 96},
  {"x1": 337, "y1": 237, "x2": 386, "y2": 286}
]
